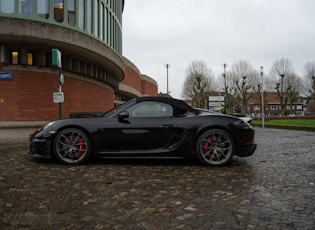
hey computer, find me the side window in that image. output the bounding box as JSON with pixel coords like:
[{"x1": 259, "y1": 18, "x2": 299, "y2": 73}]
[{"x1": 127, "y1": 101, "x2": 173, "y2": 118}]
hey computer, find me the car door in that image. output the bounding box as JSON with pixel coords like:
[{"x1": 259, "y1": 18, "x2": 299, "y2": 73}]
[{"x1": 97, "y1": 101, "x2": 178, "y2": 155}]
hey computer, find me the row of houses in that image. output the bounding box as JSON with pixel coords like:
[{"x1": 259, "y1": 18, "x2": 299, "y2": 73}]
[
  {"x1": 208, "y1": 92, "x2": 315, "y2": 117},
  {"x1": 247, "y1": 92, "x2": 311, "y2": 117}
]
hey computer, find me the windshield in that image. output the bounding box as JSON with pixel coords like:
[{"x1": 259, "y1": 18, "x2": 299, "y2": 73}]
[{"x1": 100, "y1": 98, "x2": 135, "y2": 117}]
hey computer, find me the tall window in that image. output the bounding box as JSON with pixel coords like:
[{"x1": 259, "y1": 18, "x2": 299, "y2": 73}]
[
  {"x1": 86, "y1": 0, "x2": 92, "y2": 33},
  {"x1": 27, "y1": 52, "x2": 34, "y2": 65},
  {"x1": 11, "y1": 52, "x2": 19, "y2": 64},
  {"x1": 100, "y1": 2, "x2": 104, "y2": 41},
  {"x1": 78, "y1": 0, "x2": 84, "y2": 29},
  {"x1": 0, "y1": 0, "x2": 14, "y2": 14},
  {"x1": 37, "y1": 0, "x2": 49, "y2": 19},
  {"x1": 54, "y1": 0, "x2": 64, "y2": 22},
  {"x1": 20, "y1": 0, "x2": 32, "y2": 16},
  {"x1": 94, "y1": 0, "x2": 99, "y2": 37},
  {"x1": 68, "y1": 0, "x2": 75, "y2": 26}
]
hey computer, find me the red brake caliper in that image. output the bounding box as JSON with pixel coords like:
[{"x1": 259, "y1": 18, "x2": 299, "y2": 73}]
[
  {"x1": 77, "y1": 137, "x2": 85, "y2": 157},
  {"x1": 202, "y1": 141, "x2": 209, "y2": 153}
]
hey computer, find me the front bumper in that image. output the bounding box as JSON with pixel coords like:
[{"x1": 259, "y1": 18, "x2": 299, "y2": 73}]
[{"x1": 29, "y1": 130, "x2": 52, "y2": 159}]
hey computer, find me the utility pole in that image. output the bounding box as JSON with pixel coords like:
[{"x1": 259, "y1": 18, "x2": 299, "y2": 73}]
[
  {"x1": 222, "y1": 63, "x2": 228, "y2": 114},
  {"x1": 261, "y1": 66, "x2": 264, "y2": 128},
  {"x1": 165, "y1": 63, "x2": 170, "y2": 95}
]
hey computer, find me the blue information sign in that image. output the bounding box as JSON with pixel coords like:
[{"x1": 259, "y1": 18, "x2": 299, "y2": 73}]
[{"x1": 0, "y1": 71, "x2": 13, "y2": 81}]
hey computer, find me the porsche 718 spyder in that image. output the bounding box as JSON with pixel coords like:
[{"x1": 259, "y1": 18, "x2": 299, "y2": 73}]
[{"x1": 29, "y1": 96, "x2": 257, "y2": 166}]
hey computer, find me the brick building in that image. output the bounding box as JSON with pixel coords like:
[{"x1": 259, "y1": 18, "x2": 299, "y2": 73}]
[
  {"x1": 0, "y1": 0, "x2": 157, "y2": 121},
  {"x1": 247, "y1": 92, "x2": 307, "y2": 117}
]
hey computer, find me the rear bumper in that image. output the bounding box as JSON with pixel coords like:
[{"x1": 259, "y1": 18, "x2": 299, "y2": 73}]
[{"x1": 236, "y1": 143, "x2": 257, "y2": 157}]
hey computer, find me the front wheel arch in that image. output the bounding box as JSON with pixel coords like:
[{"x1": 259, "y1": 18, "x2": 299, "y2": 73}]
[
  {"x1": 52, "y1": 127, "x2": 93, "y2": 165},
  {"x1": 195, "y1": 129, "x2": 235, "y2": 167}
]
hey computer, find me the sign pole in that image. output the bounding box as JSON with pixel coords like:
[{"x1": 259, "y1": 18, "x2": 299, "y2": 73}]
[
  {"x1": 52, "y1": 49, "x2": 64, "y2": 119},
  {"x1": 58, "y1": 68, "x2": 62, "y2": 119}
]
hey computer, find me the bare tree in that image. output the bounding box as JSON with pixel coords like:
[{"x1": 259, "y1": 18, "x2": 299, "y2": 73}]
[
  {"x1": 285, "y1": 73, "x2": 304, "y2": 114},
  {"x1": 181, "y1": 60, "x2": 216, "y2": 108},
  {"x1": 304, "y1": 61, "x2": 315, "y2": 99},
  {"x1": 250, "y1": 69, "x2": 265, "y2": 115},
  {"x1": 216, "y1": 68, "x2": 236, "y2": 113},
  {"x1": 269, "y1": 58, "x2": 294, "y2": 115},
  {"x1": 229, "y1": 60, "x2": 254, "y2": 114}
]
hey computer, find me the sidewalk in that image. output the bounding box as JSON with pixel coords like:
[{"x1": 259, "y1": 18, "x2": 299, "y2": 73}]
[{"x1": 0, "y1": 121, "x2": 49, "y2": 129}]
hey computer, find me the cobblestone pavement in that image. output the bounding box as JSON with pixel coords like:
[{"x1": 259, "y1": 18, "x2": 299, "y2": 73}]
[{"x1": 0, "y1": 127, "x2": 314, "y2": 229}]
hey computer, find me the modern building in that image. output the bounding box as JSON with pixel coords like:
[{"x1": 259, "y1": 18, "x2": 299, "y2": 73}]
[{"x1": 0, "y1": 0, "x2": 157, "y2": 121}]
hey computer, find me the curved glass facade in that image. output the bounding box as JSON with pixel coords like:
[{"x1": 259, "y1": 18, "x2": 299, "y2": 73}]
[{"x1": 0, "y1": 0, "x2": 123, "y2": 55}]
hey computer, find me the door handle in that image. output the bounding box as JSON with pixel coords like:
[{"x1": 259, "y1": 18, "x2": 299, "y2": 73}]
[{"x1": 159, "y1": 124, "x2": 174, "y2": 128}]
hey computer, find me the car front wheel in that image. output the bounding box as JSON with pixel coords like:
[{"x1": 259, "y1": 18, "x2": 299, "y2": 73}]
[
  {"x1": 195, "y1": 129, "x2": 235, "y2": 166},
  {"x1": 53, "y1": 128, "x2": 92, "y2": 165}
]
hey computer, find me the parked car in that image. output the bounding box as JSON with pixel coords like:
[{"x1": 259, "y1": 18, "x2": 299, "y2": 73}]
[{"x1": 29, "y1": 96, "x2": 257, "y2": 167}]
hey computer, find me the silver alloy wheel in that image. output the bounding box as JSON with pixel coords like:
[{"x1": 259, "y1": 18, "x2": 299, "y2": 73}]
[
  {"x1": 196, "y1": 129, "x2": 234, "y2": 166},
  {"x1": 54, "y1": 129, "x2": 90, "y2": 164}
]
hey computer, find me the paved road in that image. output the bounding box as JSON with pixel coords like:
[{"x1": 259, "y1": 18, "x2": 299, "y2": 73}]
[{"x1": 0, "y1": 127, "x2": 314, "y2": 229}]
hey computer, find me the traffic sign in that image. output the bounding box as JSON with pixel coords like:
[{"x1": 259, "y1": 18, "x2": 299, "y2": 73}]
[
  {"x1": 53, "y1": 92, "x2": 64, "y2": 103},
  {"x1": 52, "y1": 49, "x2": 62, "y2": 68},
  {"x1": 59, "y1": 74, "x2": 64, "y2": 84}
]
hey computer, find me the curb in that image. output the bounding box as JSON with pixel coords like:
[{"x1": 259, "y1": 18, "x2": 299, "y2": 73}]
[
  {"x1": 253, "y1": 124, "x2": 315, "y2": 132},
  {"x1": 0, "y1": 121, "x2": 49, "y2": 129}
]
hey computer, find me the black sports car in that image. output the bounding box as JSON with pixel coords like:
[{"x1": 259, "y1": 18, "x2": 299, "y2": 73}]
[{"x1": 29, "y1": 96, "x2": 256, "y2": 166}]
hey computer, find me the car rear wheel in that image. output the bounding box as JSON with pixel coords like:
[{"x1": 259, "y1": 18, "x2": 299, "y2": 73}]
[
  {"x1": 53, "y1": 128, "x2": 91, "y2": 165},
  {"x1": 195, "y1": 129, "x2": 235, "y2": 166}
]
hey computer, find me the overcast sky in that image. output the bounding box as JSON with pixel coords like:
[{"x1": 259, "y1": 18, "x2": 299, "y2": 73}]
[{"x1": 122, "y1": 0, "x2": 315, "y2": 99}]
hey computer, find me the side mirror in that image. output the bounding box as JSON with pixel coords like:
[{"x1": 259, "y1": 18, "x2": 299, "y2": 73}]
[{"x1": 118, "y1": 111, "x2": 129, "y2": 120}]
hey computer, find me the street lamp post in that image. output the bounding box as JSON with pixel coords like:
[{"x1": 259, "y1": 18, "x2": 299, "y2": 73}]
[
  {"x1": 260, "y1": 66, "x2": 264, "y2": 128},
  {"x1": 195, "y1": 76, "x2": 201, "y2": 108},
  {"x1": 222, "y1": 63, "x2": 228, "y2": 114},
  {"x1": 279, "y1": 74, "x2": 285, "y2": 116},
  {"x1": 164, "y1": 64, "x2": 171, "y2": 95}
]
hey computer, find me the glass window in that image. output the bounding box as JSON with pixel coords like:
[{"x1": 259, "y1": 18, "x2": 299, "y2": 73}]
[
  {"x1": 11, "y1": 52, "x2": 19, "y2": 65},
  {"x1": 100, "y1": 3, "x2": 104, "y2": 40},
  {"x1": 254, "y1": 105, "x2": 260, "y2": 110},
  {"x1": 86, "y1": 0, "x2": 92, "y2": 33},
  {"x1": 0, "y1": 0, "x2": 14, "y2": 14},
  {"x1": 127, "y1": 102, "x2": 173, "y2": 118},
  {"x1": 27, "y1": 52, "x2": 34, "y2": 65},
  {"x1": 104, "y1": 7, "x2": 108, "y2": 43},
  {"x1": 20, "y1": 0, "x2": 32, "y2": 16},
  {"x1": 78, "y1": 0, "x2": 84, "y2": 30},
  {"x1": 68, "y1": 0, "x2": 75, "y2": 26},
  {"x1": 94, "y1": 0, "x2": 99, "y2": 36},
  {"x1": 54, "y1": 0, "x2": 64, "y2": 22},
  {"x1": 37, "y1": 0, "x2": 49, "y2": 19}
]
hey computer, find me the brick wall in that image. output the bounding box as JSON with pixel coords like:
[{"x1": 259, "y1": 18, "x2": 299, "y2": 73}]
[
  {"x1": 141, "y1": 79, "x2": 158, "y2": 96},
  {"x1": 0, "y1": 70, "x2": 114, "y2": 121},
  {"x1": 122, "y1": 64, "x2": 142, "y2": 93}
]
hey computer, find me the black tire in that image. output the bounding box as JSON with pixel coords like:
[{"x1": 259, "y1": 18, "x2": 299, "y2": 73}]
[
  {"x1": 195, "y1": 129, "x2": 235, "y2": 166},
  {"x1": 53, "y1": 128, "x2": 92, "y2": 165}
]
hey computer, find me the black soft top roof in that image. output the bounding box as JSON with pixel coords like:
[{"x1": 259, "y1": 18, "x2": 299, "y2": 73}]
[{"x1": 136, "y1": 96, "x2": 200, "y2": 115}]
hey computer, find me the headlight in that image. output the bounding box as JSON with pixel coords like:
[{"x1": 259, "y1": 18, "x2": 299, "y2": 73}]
[
  {"x1": 44, "y1": 121, "x2": 55, "y2": 129},
  {"x1": 42, "y1": 121, "x2": 57, "y2": 134},
  {"x1": 233, "y1": 119, "x2": 252, "y2": 128}
]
